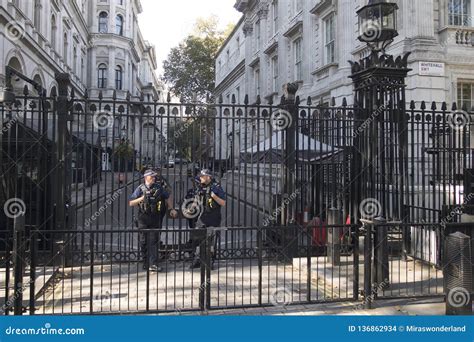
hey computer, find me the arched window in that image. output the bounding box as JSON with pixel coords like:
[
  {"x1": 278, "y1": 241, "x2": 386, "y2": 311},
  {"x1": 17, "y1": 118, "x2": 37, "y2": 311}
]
[
  {"x1": 63, "y1": 32, "x2": 68, "y2": 64},
  {"x1": 51, "y1": 14, "x2": 57, "y2": 49},
  {"x1": 98, "y1": 12, "x2": 108, "y2": 33},
  {"x1": 116, "y1": 15, "x2": 124, "y2": 36},
  {"x1": 33, "y1": 75, "x2": 43, "y2": 94},
  {"x1": 98, "y1": 64, "x2": 107, "y2": 88},
  {"x1": 115, "y1": 66, "x2": 123, "y2": 90}
]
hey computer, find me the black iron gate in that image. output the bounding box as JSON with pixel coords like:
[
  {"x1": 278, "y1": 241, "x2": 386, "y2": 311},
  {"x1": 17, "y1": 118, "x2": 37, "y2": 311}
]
[{"x1": 0, "y1": 66, "x2": 472, "y2": 314}]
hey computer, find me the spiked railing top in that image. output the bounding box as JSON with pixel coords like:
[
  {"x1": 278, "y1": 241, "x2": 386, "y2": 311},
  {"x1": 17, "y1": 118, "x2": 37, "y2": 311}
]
[{"x1": 349, "y1": 51, "x2": 411, "y2": 74}]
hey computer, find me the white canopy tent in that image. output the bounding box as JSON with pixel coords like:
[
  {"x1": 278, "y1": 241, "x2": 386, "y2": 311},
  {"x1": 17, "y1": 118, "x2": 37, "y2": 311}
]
[{"x1": 240, "y1": 132, "x2": 341, "y2": 163}]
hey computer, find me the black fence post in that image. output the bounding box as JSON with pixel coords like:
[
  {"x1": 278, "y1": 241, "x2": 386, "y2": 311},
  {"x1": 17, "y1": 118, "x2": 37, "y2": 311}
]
[
  {"x1": 13, "y1": 213, "x2": 26, "y2": 316},
  {"x1": 373, "y1": 218, "x2": 389, "y2": 290},
  {"x1": 55, "y1": 74, "x2": 71, "y2": 234},
  {"x1": 198, "y1": 229, "x2": 207, "y2": 311},
  {"x1": 205, "y1": 229, "x2": 212, "y2": 310},
  {"x1": 279, "y1": 83, "x2": 299, "y2": 263},
  {"x1": 282, "y1": 83, "x2": 299, "y2": 225},
  {"x1": 362, "y1": 221, "x2": 373, "y2": 309}
]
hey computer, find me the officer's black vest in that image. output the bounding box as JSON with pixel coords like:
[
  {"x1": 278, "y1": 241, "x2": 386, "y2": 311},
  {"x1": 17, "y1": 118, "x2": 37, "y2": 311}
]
[
  {"x1": 202, "y1": 182, "x2": 220, "y2": 213},
  {"x1": 139, "y1": 183, "x2": 166, "y2": 216}
]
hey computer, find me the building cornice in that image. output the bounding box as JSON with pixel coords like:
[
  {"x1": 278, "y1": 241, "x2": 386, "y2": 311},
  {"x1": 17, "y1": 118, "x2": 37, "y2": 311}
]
[
  {"x1": 283, "y1": 20, "x2": 303, "y2": 38},
  {"x1": 310, "y1": 0, "x2": 335, "y2": 15},
  {"x1": 216, "y1": 16, "x2": 245, "y2": 57},
  {"x1": 215, "y1": 59, "x2": 246, "y2": 95},
  {"x1": 264, "y1": 40, "x2": 278, "y2": 55}
]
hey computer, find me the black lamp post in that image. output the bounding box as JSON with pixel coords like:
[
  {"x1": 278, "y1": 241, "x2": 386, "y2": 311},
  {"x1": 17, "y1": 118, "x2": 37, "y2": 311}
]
[
  {"x1": 357, "y1": 0, "x2": 399, "y2": 54},
  {"x1": 352, "y1": 1, "x2": 411, "y2": 306}
]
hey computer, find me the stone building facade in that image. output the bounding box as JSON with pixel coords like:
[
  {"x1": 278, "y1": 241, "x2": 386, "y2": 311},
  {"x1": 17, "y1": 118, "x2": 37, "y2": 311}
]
[
  {"x1": 216, "y1": 0, "x2": 474, "y2": 108},
  {"x1": 0, "y1": 0, "x2": 166, "y2": 167}
]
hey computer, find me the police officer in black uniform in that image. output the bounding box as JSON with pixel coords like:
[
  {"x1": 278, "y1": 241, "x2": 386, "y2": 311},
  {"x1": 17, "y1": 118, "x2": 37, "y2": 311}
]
[
  {"x1": 129, "y1": 169, "x2": 178, "y2": 272},
  {"x1": 185, "y1": 169, "x2": 226, "y2": 270}
]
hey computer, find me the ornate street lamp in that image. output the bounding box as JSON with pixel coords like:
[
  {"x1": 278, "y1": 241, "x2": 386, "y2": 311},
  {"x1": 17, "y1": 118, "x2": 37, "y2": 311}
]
[{"x1": 357, "y1": 0, "x2": 399, "y2": 54}]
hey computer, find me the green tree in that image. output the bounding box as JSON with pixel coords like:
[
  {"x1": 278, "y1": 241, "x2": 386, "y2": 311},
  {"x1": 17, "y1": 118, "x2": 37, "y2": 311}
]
[{"x1": 162, "y1": 16, "x2": 234, "y2": 103}]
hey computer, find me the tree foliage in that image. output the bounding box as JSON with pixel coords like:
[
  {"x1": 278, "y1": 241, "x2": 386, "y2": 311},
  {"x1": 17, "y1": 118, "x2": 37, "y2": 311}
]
[{"x1": 162, "y1": 16, "x2": 234, "y2": 103}]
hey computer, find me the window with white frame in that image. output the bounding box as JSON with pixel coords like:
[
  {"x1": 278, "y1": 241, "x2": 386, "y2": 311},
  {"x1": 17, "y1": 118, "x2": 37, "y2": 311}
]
[
  {"x1": 272, "y1": 0, "x2": 279, "y2": 35},
  {"x1": 449, "y1": 0, "x2": 473, "y2": 26},
  {"x1": 324, "y1": 14, "x2": 336, "y2": 65},
  {"x1": 255, "y1": 20, "x2": 261, "y2": 51},
  {"x1": 236, "y1": 36, "x2": 241, "y2": 57},
  {"x1": 272, "y1": 56, "x2": 279, "y2": 93},
  {"x1": 458, "y1": 81, "x2": 474, "y2": 110},
  {"x1": 254, "y1": 68, "x2": 261, "y2": 95},
  {"x1": 294, "y1": 38, "x2": 303, "y2": 81}
]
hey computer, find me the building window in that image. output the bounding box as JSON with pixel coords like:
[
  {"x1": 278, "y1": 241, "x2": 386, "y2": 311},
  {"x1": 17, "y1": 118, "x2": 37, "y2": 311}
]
[
  {"x1": 254, "y1": 68, "x2": 261, "y2": 96},
  {"x1": 272, "y1": 0, "x2": 279, "y2": 35},
  {"x1": 98, "y1": 64, "x2": 108, "y2": 88},
  {"x1": 81, "y1": 57, "x2": 85, "y2": 81},
  {"x1": 73, "y1": 46, "x2": 77, "y2": 73},
  {"x1": 458, "y1": 81, "x2": 474, "y2": 110},
  {"x1": 255, "y1": 20, "x2": 261, "y2": 51},
  {"x1": 324, "y1": 14, "x2": 336, "y2": 65},
  {"x1": 34, "y1": 0, "x2": 41, "y2": 31},
  {"x1": 272, "y1": 56, "x2": 279, "y2": 93},
  {"x1": 63, "y1": 33, "x2": 68, "y2": 64},
  {"x1": 294, "y1": 38, "x2": 303, "y2": 81},
  {"x1": 51, "y1": 14, "x2": 57, "y2": 50},
  {"x1": 99, "y1": 12, "x2": 108, "y2": 33},
  {"x1": 116, "y1": 15, "x2": 124, "y2": 35},
  {"x1": 449, "y1": 0, "x2": 472, "y2": 26},
  {"x1": 236, "y1": 36, "x2": 241, "y2": 57},
  {"x1": 115, "y1": 65, "x2": 123, "y2": 90}
]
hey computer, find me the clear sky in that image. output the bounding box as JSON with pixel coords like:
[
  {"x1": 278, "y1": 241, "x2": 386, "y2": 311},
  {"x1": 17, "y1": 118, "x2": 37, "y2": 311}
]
[{"x1": 139, "y1": 0, "x2": 242, "y2": 77}]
